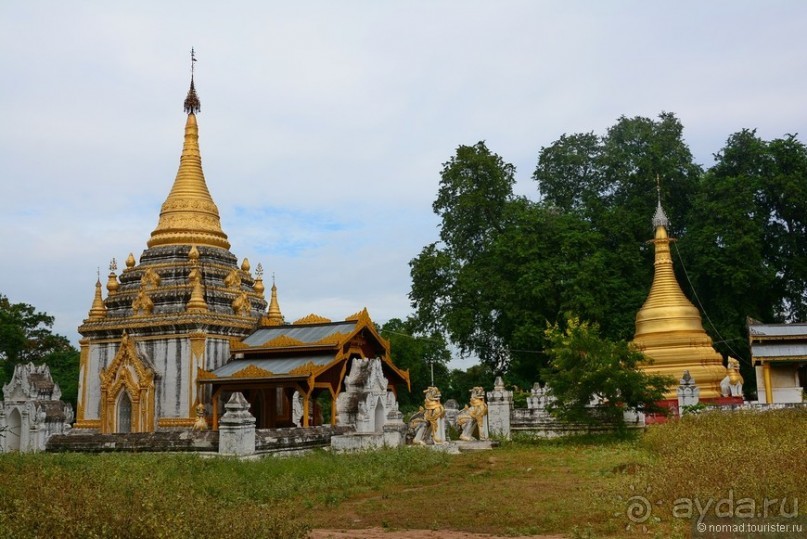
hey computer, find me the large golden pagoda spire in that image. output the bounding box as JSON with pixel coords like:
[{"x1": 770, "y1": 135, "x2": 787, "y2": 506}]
[
  {"x1": 633, "y1": 194, "x2": 725, "y2": 399},
  {"x1": 148, "y1": 53, "x2": 230, "y2": 250}
]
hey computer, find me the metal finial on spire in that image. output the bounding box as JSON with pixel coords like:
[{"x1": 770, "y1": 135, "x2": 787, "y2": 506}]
[
  {"x1": 183, "y1": 48, "x2": 201, "y2": 115},
  {"x1": 109, "y1": 258, "x2": 117, "y2": 272},
  {"x1": 256, "y1": 263, "x2": 264, "y2": 278},
  {"x1": 97, "y1": 267, "x2": 100, "y2": 281},
  {"x1": 652, "y1": 175, "x2": 669, "y2": 229}
]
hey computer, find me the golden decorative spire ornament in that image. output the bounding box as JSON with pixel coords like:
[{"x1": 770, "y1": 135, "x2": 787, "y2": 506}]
[
  {"x1": 633, "y1": 190, "x2": 725, "y2": 399},
  {"x1": 106, "y1": 258, "x2": 119, "y2": 296},
  {"x1": 184, "y1": 48, "x2": 201, "y2": 115},
  {"x1": 148, "y1": 50, "x2": 230, "y2": 250},
  {"x1": 88, "y1": 276, "x2": 107, "y2": 320},
  {"x1": 186, "y1": 245, "x2": 209, "y2": 313},
  {"x1": 125, "y1": 252, "x2": 136, "y2": 268},
  {"x1": 253, "y1": 263, "x2": 265, "y2": 296},
  {"x1": 263, "y1": 273, "x2": 284, "y2": 326}
]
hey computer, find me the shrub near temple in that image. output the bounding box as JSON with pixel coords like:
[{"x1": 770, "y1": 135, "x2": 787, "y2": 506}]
[{"x1": 541, "y1": 315, "x2": 674, "y2": 427}]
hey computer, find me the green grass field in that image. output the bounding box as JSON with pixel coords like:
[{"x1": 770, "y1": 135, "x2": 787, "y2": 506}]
[{"x1": 1, "y1": 408, "x2": 804, "y2": 538}]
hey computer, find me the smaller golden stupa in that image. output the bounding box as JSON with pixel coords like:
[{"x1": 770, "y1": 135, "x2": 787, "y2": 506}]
[{"x1": 633, "y1": 193, "x2": 725, "y2": 399}]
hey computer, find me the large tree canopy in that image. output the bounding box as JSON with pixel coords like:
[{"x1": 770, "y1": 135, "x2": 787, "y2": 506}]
[
  {"x1": 0, "y1": 294, "x2": 79, "y2": 407},
  {"x1": 410, "y1": 141, "x2": 519, "y2": 373},
  {"x1": 410, "y1": 115, "x2": 807, "y2": 395},
  {"x1": 677, "y1": 130, "x2": 807, "y2": 374}
]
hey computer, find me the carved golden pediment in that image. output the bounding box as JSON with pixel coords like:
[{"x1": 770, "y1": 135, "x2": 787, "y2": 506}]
[
  {"x1": 101, "y1": 333, "x2": 154, "y2": 387},
  {"x1": 345, "y1": 307, "x2": 370, "y2": 322},
  {"x1": 293, "y1": 313, "x2": 331, "y2": 325},
  {"x1": 99, "y1": 333, "x2": 155, "y2": 434},
  {"x1": 288, "y1": 361, "x2": 321, "y2": 376},
  {"x1": 196, "y1": 367, "x2": 218, "y2": 380},
  {"x1": 260, "y1": 315, "x2": 284, "y2": 327},
  {"x1": 262, "y1": 334, "x2": 305, "y2": 347},
  {"x1": 314, "y1": 332, "x2": 347, "y2": 345},
  {"x1": 132, "y1": 289, "x2": 154, "y2": 316},
  {"x1": 231, "y1": 364, "x2": 274, "y2": 378},
  {"x1": 229, "y1": 338, "x2": 249, "y2": 351},
  {"x1": 140, "y1": 267, "x2": 161, "y2": 290}
]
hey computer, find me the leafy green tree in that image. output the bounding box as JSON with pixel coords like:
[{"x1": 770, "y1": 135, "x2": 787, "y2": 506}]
[
  {"x1": 541, "y1": 315, "x2": 674, "y2": 427},
  {"x1": 411, "y1": 116, "x2": 807, "y2": 399},
  {"x1": 410, "y1": 141, "x2": 517, "y2": 372},
  {"x1": 534, "y1": 112, "x2": 703, "y2": 341},
  {"x1": 679, "y1": 130, "x2": 807, "y2": 388},
  {"x1": 433, "y1": 141, "x2": 516, "y2": 261},
  {"x1": 379, "y1": 317, "x2": 451, "y2": 412},
  {"x1": 0, "y1": 294, "x2": 79, "y2": 408}
]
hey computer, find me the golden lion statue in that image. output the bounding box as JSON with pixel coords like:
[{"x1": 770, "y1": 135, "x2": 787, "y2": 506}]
[
  {"x1": 192, "y1": 402, "x2": 207, "y2": 431},
  {"x1": 408, "y1": 386, "x2": 446, "y2": 445},
  {"x1": 457, "y1": 386, "x2": 488, "y2": 441},
  {"x1": 720, "y1": 356, "x2": 744, "y2": 398}
]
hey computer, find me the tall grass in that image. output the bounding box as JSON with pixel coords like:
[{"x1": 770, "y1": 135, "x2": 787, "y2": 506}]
[
  {"x1": 0, "y1": 448, "x2": 450, "y2": 539},
  {"x1": 1, "y1": 411, "x2": 802, "y2": 538},
  {"x1": 640, "y1": 408, "x2": 807, "y2": 504}
]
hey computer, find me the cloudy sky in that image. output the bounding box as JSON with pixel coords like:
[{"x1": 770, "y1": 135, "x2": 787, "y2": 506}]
[{"x1": 1, "y1": 2, "x2": 805, "y2": 366}]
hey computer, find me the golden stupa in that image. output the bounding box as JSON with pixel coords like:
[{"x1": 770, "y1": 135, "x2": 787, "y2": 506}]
[
  {"x1": 148, "y1": 77, "x2": 230, "y2": 250},
  {"x1": 632, "y1": 198, "x2": 725, "y2": 399}
]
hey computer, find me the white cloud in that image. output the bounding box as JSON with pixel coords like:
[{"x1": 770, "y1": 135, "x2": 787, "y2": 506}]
[{"x1": 2, "y1": 1, "x2": 806, "y2": 362}]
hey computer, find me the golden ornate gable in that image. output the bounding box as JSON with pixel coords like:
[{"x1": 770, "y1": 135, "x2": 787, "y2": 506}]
[
  {"x1": 262, "y1": 335, "x2": 305, "y2": 347},
  {"x1": 314, "y1": 332, "x2": 348, "y2": 345},
  {"x1": 293, "y1": 313, "x2": 332, "y2": 325},
  {"x1": 288, "y1": 361, "x2": 321, "y2": 376},
  {"x1": 229, "y1": 338, "x2": 249, "y2": 351},
  {"x1": 196, "y1": 367, "x2": 218, "y2": 380},
  {"x1": 231, "y1": 364, "x2": 274, "y2": 378},
  {"x1": 101, "y1": 333, "x2": 154, "y2": 388},
  {"x1": 99, "y1": 333, "x2": 155, "y2": 434},
  {"x1": 345, "y1": 307, "x2": 370, "y2": 322}
]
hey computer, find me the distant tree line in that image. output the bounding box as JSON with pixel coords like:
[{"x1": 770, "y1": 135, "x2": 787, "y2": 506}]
[{"x1": 407, "y1": 113, "x2": 807, "y2": 395}]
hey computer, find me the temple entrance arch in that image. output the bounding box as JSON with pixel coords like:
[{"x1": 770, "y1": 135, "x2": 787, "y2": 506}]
[
  {"x1": 6, "y1": 408, "x2": 21, "y2": 451},
  {"x1": 100, "y1": 333, "x2": 155, "y2": 434},
  {"x1": 117, "y1": 392, "x2": 132, "y2": 433}
]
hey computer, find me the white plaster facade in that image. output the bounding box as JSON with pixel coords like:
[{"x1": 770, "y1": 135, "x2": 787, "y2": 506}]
[
  {"x1": 77, "y1": 333, "x2": 233, "y2": 431},
  {"x1": 331, "y1": 357, "x2": 406, "y2": 450},
  {"x1": 0, "y1": 363, "x2": 73, "y2": 452},
  {"x1": 755, "y1": 364, "x2": 804, "y2": 404}
]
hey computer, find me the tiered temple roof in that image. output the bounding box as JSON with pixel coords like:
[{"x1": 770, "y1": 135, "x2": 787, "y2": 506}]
[{"x1": 79, "y1": 78, "x2": 267, "y2": 337}]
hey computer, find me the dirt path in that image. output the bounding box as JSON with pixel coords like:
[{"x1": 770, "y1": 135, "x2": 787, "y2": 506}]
[{"x1": 310, "y1": 528, "x2": 565, "y2": 539}]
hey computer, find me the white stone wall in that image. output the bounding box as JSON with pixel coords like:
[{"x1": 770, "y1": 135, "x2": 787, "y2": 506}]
[
  {"x1": 83, "y1": 342, "x2": 117, "y2": 421},
  {"x1": 205, "y1": 338, "x2": 230, "y2": 371},
  {"x1": 146, "y1": 338, "x2": 189, "y2": 418},
  {"x1": 80, "y1": 334, "x2": 236, "y2": 429},
  {"x1": 1, "y1": 364, "x2": 73, "y2": 452},
  {"x1": 335, "y1": 358, "x2": 404, "y2": 438},
  {"x1": 755, "y1": 365, "x2": 804, "y2": 404}
]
